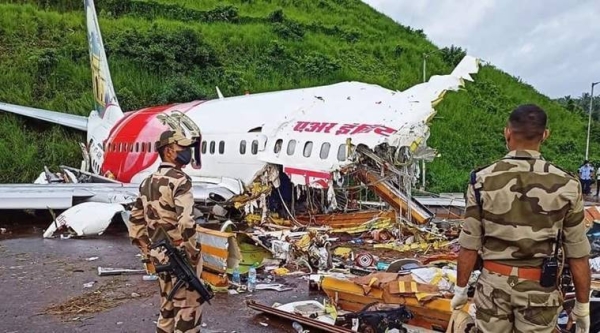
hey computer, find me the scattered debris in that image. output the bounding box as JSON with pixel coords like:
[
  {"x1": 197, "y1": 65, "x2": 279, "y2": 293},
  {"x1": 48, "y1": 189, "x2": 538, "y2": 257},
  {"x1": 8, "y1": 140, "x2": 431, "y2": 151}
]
[
  {"x1": 83, "y1": 281, "x2": 96, "y2": 288},
  {"x1": 247, "y1": 300, "x2": 352, "y2": 333},
  {"x1": 43, "y1": 279, "x2": 151, "y2": 320},
  {"x1": 255, "y1": 284, "x2": 293, "y2": 292},
  {"x1": 291, "y1": 321, "x2": 305, "y2": 333},
  {"x1": 97, "y1": 267, "x2": 146, "y2": 276},
  {"x1": 143, "y1": 274, "x2": 159, "y2": 281},
  {"x1": 43, "y1": 202, "x2": 125, "y2": 238},
  {"x1": 86, "y1": 257, "x2": 99, "y2": 261}
]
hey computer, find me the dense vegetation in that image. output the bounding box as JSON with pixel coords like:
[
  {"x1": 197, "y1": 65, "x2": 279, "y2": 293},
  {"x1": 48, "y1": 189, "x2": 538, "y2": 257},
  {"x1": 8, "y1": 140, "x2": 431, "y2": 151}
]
[{"x1": 1, "y1": 0, "x2": 599, "y2": 192}]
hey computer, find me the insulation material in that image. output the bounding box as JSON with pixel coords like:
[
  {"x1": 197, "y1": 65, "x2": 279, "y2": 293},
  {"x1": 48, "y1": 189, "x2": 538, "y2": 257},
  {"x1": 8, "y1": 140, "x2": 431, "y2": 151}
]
[
  {"x1": 271, "y1": 240, "x2": 291, "y2": 261},
  {"x1": 591, "y1": 257, "x2": 600, "y2": 273},
  {"x1": 409, "y1": 267, "x2": 456, "y2": 293}
]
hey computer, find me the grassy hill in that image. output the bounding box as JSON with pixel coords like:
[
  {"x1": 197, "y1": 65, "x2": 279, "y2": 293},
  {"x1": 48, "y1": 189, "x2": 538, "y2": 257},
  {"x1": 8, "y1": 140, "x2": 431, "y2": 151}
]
[{"x1": 0, "y1": 0, "x2": 599, "y2": 192}]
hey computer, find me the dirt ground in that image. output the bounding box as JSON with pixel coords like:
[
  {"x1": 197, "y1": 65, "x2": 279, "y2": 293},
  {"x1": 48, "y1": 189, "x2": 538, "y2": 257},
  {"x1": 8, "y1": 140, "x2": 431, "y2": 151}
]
[{"x1": 0, "y1": 212, "x2": 325, "y2": 333}]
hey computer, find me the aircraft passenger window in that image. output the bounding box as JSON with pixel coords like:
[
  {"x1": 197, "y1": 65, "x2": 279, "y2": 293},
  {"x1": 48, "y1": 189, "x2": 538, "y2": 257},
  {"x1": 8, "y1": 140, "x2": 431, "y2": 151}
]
[
  {"x1": 303, "y1": 141, "x2": 313, "y2": 157},
  {"x1": 320, "y1": 142, "x2": 330, "y2": 159},
  {"x1": 135, "y1": 142, "x2": 139, "y2": 152},
  {"x1": 141, "y1": 142, "x2": 145, "y2": 152},
  {"x1": 219, "y1": 141, "x2": 225, "y2": 154},
  {"x1": 274, "y1": 139, "x2": 283, "y2": 153},
  {"x1": 202, "y1": 141, "x2": 207, "y2": 154},
  {"x1": 148, "y1": 142, "x2": 152, "y2": 152},
  {"x1": 240, "y1": 140, "x2": 246, "y2": 155},
  {"x1": 210, "y1": 141, "x2": 215, "y2": 154},
  {"x1": 251, "y1": 140, "x2": 258, "y2": 155},
  {"x1": 287, "y1": 140, "x2": 296, "y2": 155},
  {"x1": 337, "y1": 144, "x2": 346, "y2": 161}
]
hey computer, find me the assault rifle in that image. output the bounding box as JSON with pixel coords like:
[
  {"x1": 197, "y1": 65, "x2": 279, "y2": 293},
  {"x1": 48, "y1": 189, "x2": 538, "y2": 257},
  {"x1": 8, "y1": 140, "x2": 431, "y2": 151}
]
[{"x1": 149, "y1": 238, "x2": 215, "y2": 305}]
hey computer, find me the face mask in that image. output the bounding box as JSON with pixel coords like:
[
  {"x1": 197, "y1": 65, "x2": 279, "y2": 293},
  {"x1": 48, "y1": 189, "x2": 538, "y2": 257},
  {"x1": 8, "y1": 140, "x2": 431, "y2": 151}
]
[{"x1": 175, "y1": 147, "x2": 192, "y2": 165}]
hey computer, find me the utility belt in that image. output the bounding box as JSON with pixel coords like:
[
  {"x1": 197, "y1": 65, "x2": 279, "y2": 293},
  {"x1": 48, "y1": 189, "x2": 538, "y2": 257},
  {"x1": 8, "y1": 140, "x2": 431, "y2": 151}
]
[
  {"x1": 483, "y1": 259, "x2": 559, "y2": 288},
  {"x1": 483, "y1": 261, "x2": 542, "y2": 281}
]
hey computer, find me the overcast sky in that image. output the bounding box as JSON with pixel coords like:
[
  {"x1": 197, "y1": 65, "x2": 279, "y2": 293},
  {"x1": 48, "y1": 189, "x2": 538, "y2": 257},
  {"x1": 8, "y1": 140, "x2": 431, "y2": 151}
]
[{"x1": 363, "y1": 0, "x2": 600, "y2": 99}]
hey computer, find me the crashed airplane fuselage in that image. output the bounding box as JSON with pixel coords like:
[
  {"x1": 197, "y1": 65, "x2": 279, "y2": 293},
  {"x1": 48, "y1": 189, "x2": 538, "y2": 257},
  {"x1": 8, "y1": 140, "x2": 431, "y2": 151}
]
[{"x1": 0, "y1": 0, "x2": 480, "y2": 236}]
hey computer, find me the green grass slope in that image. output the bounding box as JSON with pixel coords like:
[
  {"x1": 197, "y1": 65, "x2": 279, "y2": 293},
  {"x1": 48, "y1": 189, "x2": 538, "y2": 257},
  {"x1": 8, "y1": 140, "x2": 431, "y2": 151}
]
[{"x1": 0, "y1": 0, "x2": 598, "y2": 192}]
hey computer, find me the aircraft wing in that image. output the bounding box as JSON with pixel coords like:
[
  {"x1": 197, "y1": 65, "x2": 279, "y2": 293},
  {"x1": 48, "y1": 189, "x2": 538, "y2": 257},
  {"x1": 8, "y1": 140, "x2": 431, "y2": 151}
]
[
  {"x1": 0, "y1": 102, "x2": 87, "y2": 131},
  {"x1": 0, "y1": 182, "x2": 236, "y2": 210}
]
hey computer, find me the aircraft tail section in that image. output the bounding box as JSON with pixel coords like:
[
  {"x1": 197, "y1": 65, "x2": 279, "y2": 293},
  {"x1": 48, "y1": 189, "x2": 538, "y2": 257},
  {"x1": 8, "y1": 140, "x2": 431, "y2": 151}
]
[{"x1": 84, "y1": 0, "x2": 123, "y2": 123}]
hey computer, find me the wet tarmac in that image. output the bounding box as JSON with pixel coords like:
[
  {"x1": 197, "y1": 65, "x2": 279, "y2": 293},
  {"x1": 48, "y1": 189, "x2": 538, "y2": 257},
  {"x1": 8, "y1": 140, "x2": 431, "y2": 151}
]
[{"x1": 0, "y1": 212, "x2": 326, "y2": 333}]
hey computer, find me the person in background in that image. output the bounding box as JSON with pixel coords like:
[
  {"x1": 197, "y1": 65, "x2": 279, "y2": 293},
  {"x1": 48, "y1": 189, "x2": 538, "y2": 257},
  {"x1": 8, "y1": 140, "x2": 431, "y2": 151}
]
[
  {"x1": 579, "y1": 160, "x2": 594, "y2": 195},
  {"x1": 595, "y1": 162, "x2": 600, "y2": 197}
]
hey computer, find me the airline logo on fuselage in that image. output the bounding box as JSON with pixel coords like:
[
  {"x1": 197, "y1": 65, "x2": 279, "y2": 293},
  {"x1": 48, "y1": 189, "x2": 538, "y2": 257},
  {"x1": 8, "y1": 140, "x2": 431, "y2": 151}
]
[{"x1": 292, "y1": 121, "x2": 397, "y2": 136}]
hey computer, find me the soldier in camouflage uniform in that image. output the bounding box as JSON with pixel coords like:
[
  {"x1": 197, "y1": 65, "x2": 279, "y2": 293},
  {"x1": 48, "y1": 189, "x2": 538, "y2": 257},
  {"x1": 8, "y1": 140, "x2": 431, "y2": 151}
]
[
  {"x1": 129, "y1": 130, "x2": 204, "y2": 333},
  {"x1": 451, "y1": 104, "x2": 592, "y2": 333}
]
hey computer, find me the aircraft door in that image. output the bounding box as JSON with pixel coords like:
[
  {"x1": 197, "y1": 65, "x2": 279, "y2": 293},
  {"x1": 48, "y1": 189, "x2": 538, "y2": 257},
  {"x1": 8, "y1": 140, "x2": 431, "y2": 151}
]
[{"x1": 190, "y1": 135, "x2": 202, "y2": 170}]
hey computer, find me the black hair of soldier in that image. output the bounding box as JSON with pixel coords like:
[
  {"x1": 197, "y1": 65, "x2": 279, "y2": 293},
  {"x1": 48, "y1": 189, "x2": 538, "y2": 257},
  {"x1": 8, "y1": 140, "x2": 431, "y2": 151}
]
[{"x1": 507, "y1": 104, "x2": 547, "y2": 141}]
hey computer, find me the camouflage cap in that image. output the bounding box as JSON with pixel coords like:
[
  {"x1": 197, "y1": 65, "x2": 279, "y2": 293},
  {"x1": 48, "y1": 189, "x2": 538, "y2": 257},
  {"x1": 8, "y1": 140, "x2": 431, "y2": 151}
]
[{"x1": 156, "y1": 130, "x2": 193, "y2": 149}]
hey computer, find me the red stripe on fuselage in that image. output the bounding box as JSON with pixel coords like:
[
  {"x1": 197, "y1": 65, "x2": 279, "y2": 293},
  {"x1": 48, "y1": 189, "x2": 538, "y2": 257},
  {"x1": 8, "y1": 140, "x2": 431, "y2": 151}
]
[
  {"x1": 283, "y1": 167, "x2": 331, "y2": 188},
  {"x1": 101, "y1": 100, "x2": 205, "y2": 182}
]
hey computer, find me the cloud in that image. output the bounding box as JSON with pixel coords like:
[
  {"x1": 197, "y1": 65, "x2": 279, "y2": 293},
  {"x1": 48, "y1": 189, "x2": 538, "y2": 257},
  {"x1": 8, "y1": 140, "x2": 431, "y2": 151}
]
[{"x1": 363, "y1": 0, "x2": 600, "y2": 98}]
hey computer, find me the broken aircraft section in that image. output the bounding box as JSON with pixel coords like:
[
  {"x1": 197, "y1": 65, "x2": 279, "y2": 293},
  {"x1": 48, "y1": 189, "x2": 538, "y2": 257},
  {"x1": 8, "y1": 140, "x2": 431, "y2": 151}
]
[{"x1": 14, "y1": 55, "x2": 598, "y2": 331}]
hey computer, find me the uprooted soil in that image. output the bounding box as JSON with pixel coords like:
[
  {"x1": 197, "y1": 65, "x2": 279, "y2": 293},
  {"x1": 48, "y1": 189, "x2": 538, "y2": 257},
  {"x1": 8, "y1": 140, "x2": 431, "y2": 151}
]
[{"x1": 42, "y1": 277, "x2": 154, "y2": 320}]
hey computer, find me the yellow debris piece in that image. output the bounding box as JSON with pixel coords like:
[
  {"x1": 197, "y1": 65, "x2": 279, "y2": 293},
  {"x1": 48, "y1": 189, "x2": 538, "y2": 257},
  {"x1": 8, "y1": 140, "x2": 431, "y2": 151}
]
[
  {"x1": 333, "y1": 247, "x2": 353, "y2": 259},
  {"x1": 269, "y1": 216, "x2": 291, "y2": 226},
  {"x1": 294, "y1": 233, "x2": 313, "y2": 252},
  {"x1": 323, "y1": 299, "x2": 338, "y2": 321},
  {"x1": 243, "y1": 213, "x2": 262, "y2": 225},
  {"x1": 373, "y1": 240, "x2": 451, "y2": 253},
  {"x1": 232, "y1": 182, "x2": 272, "y2": 209},
  {"x1": 332, "y1": 217, "x2": 394, "y2": 234},
  {"x1": 272, "y1": 267, "x2": 289, "y2": 276}
]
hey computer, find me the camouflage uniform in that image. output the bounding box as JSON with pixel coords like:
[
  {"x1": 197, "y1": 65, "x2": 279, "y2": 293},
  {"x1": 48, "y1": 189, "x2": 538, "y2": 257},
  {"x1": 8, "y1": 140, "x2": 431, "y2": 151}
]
[
  {"x1": 129, "y1": 160, "x2": 204, "y2": 333},
  {"x1": 458, "y1": 150, "x2": 591, "y2": 333}
]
